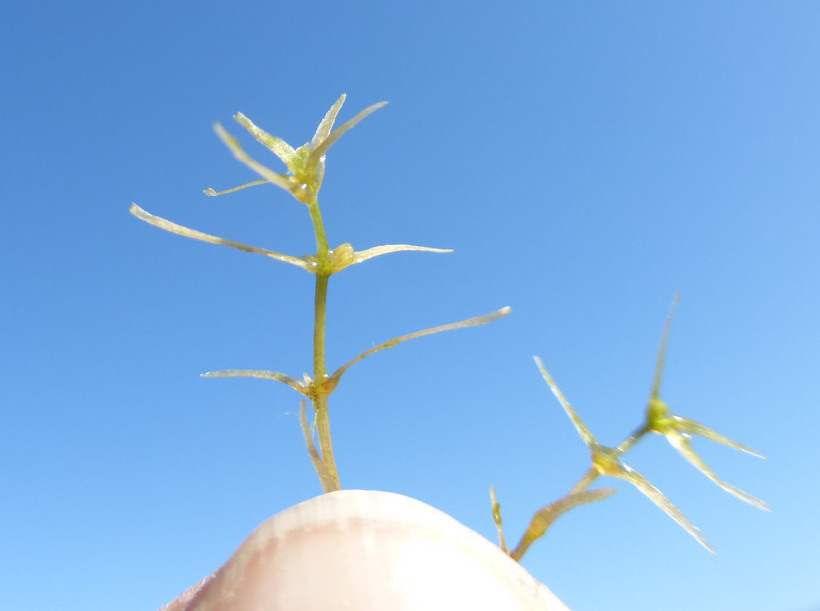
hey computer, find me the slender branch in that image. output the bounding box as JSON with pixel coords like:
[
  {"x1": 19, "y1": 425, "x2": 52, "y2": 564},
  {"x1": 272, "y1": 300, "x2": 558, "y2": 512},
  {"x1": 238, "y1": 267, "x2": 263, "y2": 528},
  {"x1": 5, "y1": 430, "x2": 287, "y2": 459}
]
[{"x1": 616, "y1": 423, "x2": 649, "y2": 454}]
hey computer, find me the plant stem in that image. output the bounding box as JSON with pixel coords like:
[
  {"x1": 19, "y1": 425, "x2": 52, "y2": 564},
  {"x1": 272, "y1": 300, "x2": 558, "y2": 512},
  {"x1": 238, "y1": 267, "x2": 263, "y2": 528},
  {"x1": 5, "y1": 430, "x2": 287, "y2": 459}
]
[
  {"x1": 306, "y1": 195, "x2": 341, "y2": 492},
  {"x1": 313, "y1": 272, "x2": 330, "y2": 380},
  {"x1": 308, "y1": 198, "x2": 330, "y2": 256},
  {"x1": 312, "y1": 272, "x2": 340, "y2": 491},
  {"x1": 616, "y1": 424, "x2": 648, "y2": 454},
  {"x1": 311, "y1": 393, "x2": 339, "y2": 491}
]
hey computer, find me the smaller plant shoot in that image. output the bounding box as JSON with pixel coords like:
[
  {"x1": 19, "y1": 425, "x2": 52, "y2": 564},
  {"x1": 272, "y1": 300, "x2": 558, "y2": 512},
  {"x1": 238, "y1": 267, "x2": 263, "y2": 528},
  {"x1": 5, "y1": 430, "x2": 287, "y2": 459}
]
[
  {"x1": 132, "y1": 94, "x2": 768, "y2": 565},
  {"x1": 491, "y1": 294, "x2": 770, "y2": 560}
]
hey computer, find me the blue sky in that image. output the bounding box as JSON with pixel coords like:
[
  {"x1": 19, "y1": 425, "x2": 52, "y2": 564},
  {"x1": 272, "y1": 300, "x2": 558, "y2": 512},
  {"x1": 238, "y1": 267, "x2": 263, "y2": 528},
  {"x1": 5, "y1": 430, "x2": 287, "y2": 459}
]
[{"x1": 2, "y1": 1, "x2": 818, "y2": 609}]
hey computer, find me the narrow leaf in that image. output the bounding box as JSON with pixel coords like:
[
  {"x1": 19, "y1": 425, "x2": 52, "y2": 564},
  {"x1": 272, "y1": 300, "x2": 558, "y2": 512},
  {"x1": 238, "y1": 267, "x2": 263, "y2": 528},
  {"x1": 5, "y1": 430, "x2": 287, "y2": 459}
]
[
  {"x1": 534, "y1": 356, "x2": 598, "y2": 447},
  {"x1": 233, "y1": 112, "x2": 298, "y2": 167},
  {"x1": 203, "y1": 179, "x2": 267, "y2": 197},
  {"x1": 129, "y1": 204, "x2": 311, "y2": 271},
  {"x1": 330, "y1": 307, "x2": 511, "y2": 386},
  {"x1": 617, "y1": 462, "x2": 714, "y2": 553},
  {"x1": 353, "y1": 243, "x2": 453, "y2": 265},
  {"x1": 213, "y1": 123, "x2": 299, "y2": 198},
  {"x1": 201, "y1": 368, "x2": 307, "y2": 395},
  {"x1": 309, "y1": 101, "x2": 388, "y2": 164},
  {"x1": 675, "y1": 415, "x2": 765, "y2": 458},
  {"x1": 311, "y1": 94, "x2": 346, "y2": 149},
  {"x1": 651, "y1": 292, "x2": 680, "y2": 398},
  {"x1": 666, "y1": 430, "x2": 770, "y2": 510}
]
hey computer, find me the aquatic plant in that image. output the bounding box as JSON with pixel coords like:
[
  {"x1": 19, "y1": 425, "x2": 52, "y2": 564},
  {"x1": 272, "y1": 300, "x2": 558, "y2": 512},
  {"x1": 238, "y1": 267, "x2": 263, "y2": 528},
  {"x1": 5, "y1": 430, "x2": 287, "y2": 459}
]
[{"x1": 131, "y1": 94, "x2": 768, "y2": 563}]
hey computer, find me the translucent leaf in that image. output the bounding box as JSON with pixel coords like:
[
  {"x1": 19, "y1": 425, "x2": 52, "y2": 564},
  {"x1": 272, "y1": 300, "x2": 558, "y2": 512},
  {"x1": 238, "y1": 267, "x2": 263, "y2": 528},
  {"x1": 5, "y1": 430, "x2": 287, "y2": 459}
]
[
  {"x1": 201, "y1": 368, "x2": 306, "y2": 395},
  {"x1": 674, "y1": 415, "x2": 765, "y2": 458},
  {"x1": 129, "y1": 204, "x2": 311, "y2": 271},
  {"x1": 213, "y1": 123, "x2": 303, "y2": 200},
  {"x1": 650, "y1": 292, "x2": 679, "y2": 398},
  {"x1": 352, "y1": 243, "x2": 453, "y2": 265},
  {"x1": 308, "y1": 101, "x2": 388, "y2": 164},
  {"x1": 311, "y1": 94, "x2": 346, "y2": 149},
  {"x1": 666, "y1": 428, "x2": 770, "y2": 510},
  {"x1": 533, "y1": 356, "x2": 597, "y2": 447},
  {"x1": 203, "y1": 179, "x2": 267, "y2": 197},
  {"x1": 233, "y1": 112, "x2": 298, "y2": 167},
  {"x1": 614, "y1": 461, "x2": 714, "y2": 553},
  {"x1": 329, "y1": 307, "x2": 511, "y2": 386},
  {"x1": 328, "y1": 243, "x2": 355, "y2": 272},
  {"x1": 324, "y1": 242, "x2": 452, "y2": 274}
]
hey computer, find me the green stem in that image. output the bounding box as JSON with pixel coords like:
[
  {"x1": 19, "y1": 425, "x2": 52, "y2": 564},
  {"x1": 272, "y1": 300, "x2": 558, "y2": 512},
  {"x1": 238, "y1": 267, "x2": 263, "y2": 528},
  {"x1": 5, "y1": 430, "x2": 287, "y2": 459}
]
[
  {"x1": 306, "y1": 195, "x2": 340, "y2": 492},
  {"x1": 308, "y1": 199, "x2": 330, "y2": 257},
  {"x1": 616, "y1": 424, "x2": 649, "y2": 454},
  {"x1": 311, "y1": 393, "x2": 339, "y2": 491},
  {"x1": 313, "y1": 272, "x2": 330, "y2": 380},
  {"x1": 312, "y1": 272, "x2": 340, "y2": 491}
]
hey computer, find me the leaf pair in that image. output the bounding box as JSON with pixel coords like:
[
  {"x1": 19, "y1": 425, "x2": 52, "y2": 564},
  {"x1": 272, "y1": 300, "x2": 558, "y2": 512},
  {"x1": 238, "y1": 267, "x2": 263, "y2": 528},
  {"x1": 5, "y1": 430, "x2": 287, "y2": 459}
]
[
  {"x1": 129, "y1": 204, "x2": 450, "y2": 275},
  {"x1": 203, "y1": 307, "x2": 512, "y2": 399}
]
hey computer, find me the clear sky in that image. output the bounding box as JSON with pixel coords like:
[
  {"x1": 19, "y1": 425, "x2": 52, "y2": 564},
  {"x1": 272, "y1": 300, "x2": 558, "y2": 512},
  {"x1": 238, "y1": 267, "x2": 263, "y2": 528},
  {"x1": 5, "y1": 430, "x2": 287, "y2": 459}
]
[{"x1": 2, "y1": 2, "x2": 818, "y2": 610}]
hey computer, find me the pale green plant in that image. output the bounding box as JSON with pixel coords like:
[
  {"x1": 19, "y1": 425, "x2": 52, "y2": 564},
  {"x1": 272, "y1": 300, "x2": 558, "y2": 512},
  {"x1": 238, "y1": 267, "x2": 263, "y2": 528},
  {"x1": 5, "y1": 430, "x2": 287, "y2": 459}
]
[
  {"x1": 491, "y1": 294, "x2": 770, "y2": 560},
  {"x1": 131, "y1": 94, "x2": 509, "y2": 493},
  {"x1": 132, "y1": 94, "x2": 767, "y2": 565}
]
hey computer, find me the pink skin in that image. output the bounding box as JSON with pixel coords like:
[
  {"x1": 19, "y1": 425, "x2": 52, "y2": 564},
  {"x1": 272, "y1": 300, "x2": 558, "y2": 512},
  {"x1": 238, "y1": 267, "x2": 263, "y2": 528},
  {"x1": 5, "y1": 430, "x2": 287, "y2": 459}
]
[{"x1": 159, "y1": 491, "x2": 568, "y2": 611}]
